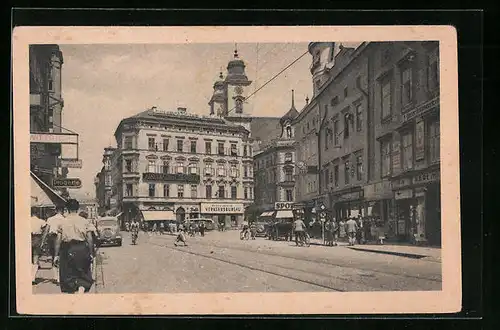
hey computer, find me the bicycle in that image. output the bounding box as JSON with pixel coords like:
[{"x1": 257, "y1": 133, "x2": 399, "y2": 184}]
[
  {"x1": 296, "y1": 231, "x2": 311, "y2": 247},
  {"x1": 240, "y1": 229, "x2": 250, "y2": 240}
]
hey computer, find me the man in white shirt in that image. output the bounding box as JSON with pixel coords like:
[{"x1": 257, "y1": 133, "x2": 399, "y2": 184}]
[{"x1": 40, "y1": 204, "x2": 66, "y2": 282}]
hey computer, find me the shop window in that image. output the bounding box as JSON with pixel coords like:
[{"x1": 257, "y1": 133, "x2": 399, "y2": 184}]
[
  {"x1": 286, "y1": 189, "x2": 293, "y2": 202},
  {"x1": 402, "y1": 132, "x2": 413, "y2": 170},
  {"x1": 218, "y1": 185, "x2": 225, "y2": 199},
  {"x1": 356, "y1": 104, "x2": 363, "y2": 132},
  {"x1": 231, "y1": 186, "x2": 237, "y2": 199},
  {"x1": 163, "y1": 138, "x2": 169, "y2": 152},
  {"x1": 148, "y1": 184, "x2": 155, "y2": 197},
  {"x1": 344, "y1": 161, "x2": 350, "y2": 185},
  {"x1": 429, "y1": 121, "x2": 440, "y2": 163},
  {"x1": 205, "y1": 185, "x2": 212, "y2": 198},
  {"x1": 356, "y1": 155, "x2": 363, "y2": 181},
  {"x1": 381, "y1": 78, "x2": 392, "y2": 120},
  {"x1": 148, "y1": 137, "x2": 156, "y2": 150},
  {"x1": 177, "y1": 140, "x2": 183, "y2": 152},
  {"x1": 190, "y1": 185, "x2": 197, "y2": 198},
  {"x1": 163, "y1": 184, "x2": 170, "y2": 197},
  {"x1": 190, "y1": 140, "x2": 197, "y2": 153},
  {"x1": 177, "y1": 185, "x2": 184, "y2": 198},
  {"x1": 401, "y1": 66, "x2": 414, "y2": 107},
  {"x1": 205, "y1": 141, "x2": 212, "y2": 154},
  {"x1": 381, "y1": 140, "x2": 392, "y2": 177}
]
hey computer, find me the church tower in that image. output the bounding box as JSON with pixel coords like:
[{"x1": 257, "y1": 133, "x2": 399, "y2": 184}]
[
  {"x1": 208, "y1": 71, "x2": 227, "y2": 117},
  {"x1": 279, "y1": 90, "x2": 299, "y2": 139}
]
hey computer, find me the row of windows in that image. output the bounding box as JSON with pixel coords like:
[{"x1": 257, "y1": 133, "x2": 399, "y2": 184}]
[
  {"x1": 124, "y1": 183, "x2": 253, "y2": 200},
  {"x1": 142, "y1": 161, "x2": 253, "y2": 177},
  {"x1": 124, "y1": 136, "x2": 253, "y2": 157},
  {"x1": 256, "y1": 167, "x2": 294, "y2": 184},
  {"x1": 255, "y1": 152, "x2": 293, "y2": 170},
  {"x1": 257, "y1": 188, "x2": 294, "y2": 203},
  {"x1": 324, "y1": 103, "x2": 364, "y2": 150},
  {"x1": 322, "y1": 154, "x2": 364, "y2": 189},
  {"x1": 380, "y1": 55, "x2": 439, "y2": 120},
  {"x1": 381, "y1": 120, "x2": 440, "y2": 177}
]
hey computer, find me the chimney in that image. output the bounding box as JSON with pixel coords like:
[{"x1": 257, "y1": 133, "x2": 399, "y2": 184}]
[{"x1": 177, "y1": 107, "x2": 187, "y2": 113}]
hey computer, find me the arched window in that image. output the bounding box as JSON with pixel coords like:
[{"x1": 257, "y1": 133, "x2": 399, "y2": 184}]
[
  {"x1": 235, "y1": 99, "x2": 243, "y2": 113},
  {"x1": 286, "y1": 125, "x2": 292, "y2": 138}
]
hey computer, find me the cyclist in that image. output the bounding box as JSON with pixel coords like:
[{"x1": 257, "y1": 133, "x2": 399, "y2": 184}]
[
  {"x1": 293, "y1": 216, "x2": 307, "y2": 246},
  {"x1": 249, "y1": 221, "x2": 257, "y2": 240},
  {"x1": 240, "y1": 221, "x2": 250, "y2": 240}
]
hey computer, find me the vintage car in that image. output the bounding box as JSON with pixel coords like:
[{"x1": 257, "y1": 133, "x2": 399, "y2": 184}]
[
  {"x1": 252, "y1": 220, "x2": 270, "y2": 237},
  {"x1": 267, "y1": 219, "x2": 294, "y2": 241},
  {"x1": 186, "y1": 218, "x2": 216, "y2": 231},
  {"x1": 96, "y1": 216, "x2": 122, "y2": 247}
]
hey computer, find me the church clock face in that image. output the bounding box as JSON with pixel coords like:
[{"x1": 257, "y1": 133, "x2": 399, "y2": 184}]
[{"x1": 234, "y1": 86, "x2": 244, "y2": 95}]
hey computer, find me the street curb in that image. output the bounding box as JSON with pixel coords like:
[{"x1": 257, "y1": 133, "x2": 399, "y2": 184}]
[{"x1": 348, "y1": 247, "x2": 428, "y2": 259}]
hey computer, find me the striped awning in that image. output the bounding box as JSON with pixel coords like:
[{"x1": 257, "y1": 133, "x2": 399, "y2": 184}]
[
  {"x1": 141, "y1": 210, "x2": 176, "y2": 221},
  {"x1": 30, "y1": 171, "x2": 67, "y2": 208},
  {"x1": 275, "y1": 210, "x2": 294, "y2": 219},
  {"x1": 259, "y1": 211, "x2": 274, "y2": 217}
]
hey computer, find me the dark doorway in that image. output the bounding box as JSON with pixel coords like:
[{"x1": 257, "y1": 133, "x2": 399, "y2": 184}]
[
  {"x1": 425, "y1": 183, "x2": 441, "y2": 246},
  {"x1": 176, "y1": 207, "x2": 186, "y2": 223}
]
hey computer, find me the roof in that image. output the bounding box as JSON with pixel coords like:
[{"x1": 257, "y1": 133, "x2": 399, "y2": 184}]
[
  {"x1": 250, "y1": 117, "x2": 282, "y2": 146},
  {"x1": 280, "y1": 106, "x2": 299, "y2": 124}
]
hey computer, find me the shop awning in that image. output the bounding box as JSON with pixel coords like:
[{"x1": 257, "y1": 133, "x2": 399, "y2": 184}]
[
  {"x1": 30, "y1": 171, "x2": 67, "y2": 208},
  {"x1": 259, "y1": 211, "x2": 274, "y2": 217},
  {"x1": 275, "y1": 210, "x2": 294, "y2": 219},
  {"x1": 141, "y1": 210, "x2": 176, "y2": 221}
]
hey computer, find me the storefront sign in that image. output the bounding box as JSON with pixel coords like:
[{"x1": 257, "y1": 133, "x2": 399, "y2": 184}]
[
  {"x1": 58, "y1": 159, "x2": 83, "y2": 168},
  {"x1": 201, "y1": 203, "x2": 243, "y2": 214},
  {"x1": 364, "y1": 181, "x2": 393, "y2": 200},
  {"x1": 402, "y1": 97, "x2": 439, "y2": 122},
  {"x1": 395, "y1": 189, "x2": 413, "y2": 200},
  {"x1": 30, "y1": 132, "x2": 78, "y2": 144},
  {"x1": 413, "y1": 170, "x2": 440, "y2": 185},
  {"x1": 142, "y1": 172, "x2": 200, "y2": 183},
  {"x1": 53, "y1": 178, "x2": 82, "y2": 188},
  {"x1": 275, "y1": 202, "x2": 294, "y2": 210},
  {"x1": 415, "y1": 120, "x2": 425, "y2": 161},
  {"x1": 337, "y1": 191, "x2": 362, "y2": 201},
  {"x1": 392, "y1": 177, "x2": 411, "y2": 189}
]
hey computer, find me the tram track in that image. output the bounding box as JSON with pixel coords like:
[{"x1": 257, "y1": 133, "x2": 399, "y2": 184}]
[
  {"x1": 148, "y1": 234, "x2": 442, "y2": 284},
  {"x1": 148, "y1": 240, "x2": 347, "y2": 292}
]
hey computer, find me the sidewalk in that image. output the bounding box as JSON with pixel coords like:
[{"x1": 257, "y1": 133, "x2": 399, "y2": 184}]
[
  {"x1": 192, "y1": 230, "x2": 441, "y2": 262},
  {"x1": 347, "y1": 244, "x2": 441, "y2": 262}
]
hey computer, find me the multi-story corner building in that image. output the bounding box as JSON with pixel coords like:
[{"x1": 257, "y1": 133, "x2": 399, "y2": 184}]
[
  {"x1": 369, "y1": 41, "x2": 441, "y2": 245},
  {"x1": 29, "y1": 44, "x2": 67, "y2": 190},
  {"x1": 94, "y1": 147, "x2": 116, "y2": 215},
  {"x1": 112, "y1": 106, "x2": 255, "y2": 229},
  {"x1": 253, "y1": 92, "x2": 299, "y2": 217}
]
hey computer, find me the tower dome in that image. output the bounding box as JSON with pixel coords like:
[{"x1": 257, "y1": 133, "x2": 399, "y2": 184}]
[{"x1": 225, "y1": 49, "x2": 251, "y2": 86}]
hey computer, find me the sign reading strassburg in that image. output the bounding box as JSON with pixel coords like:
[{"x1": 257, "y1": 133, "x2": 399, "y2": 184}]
[
  {"x1": 53, "y1": 178, "x2": 82, "y2": 188},
  {"x1": 142, "y1": 172, "x2": 200, "y2": 183}
]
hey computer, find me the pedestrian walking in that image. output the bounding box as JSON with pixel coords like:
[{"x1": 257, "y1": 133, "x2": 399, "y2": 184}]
[
  {"x1": 159, "y1": 221, "x2": 165, "y2": 235},
  {"x1": 152, "y1": 222, "x2": 158, "y2": 235},
  {"x1": 332, "y1": 219, "x2": 339, "y2": 246},
  {"x1": 199, "y1": 220, "x2": 206, "y2": 237},
  {"x1": 53, "y1": 199, "x2": 95, "y2": 294},
  {"x1": 40, "y1": 204, "x2": 66, "y2": 283},
  {"x1": 324, "y1": 219, "x2": 334, "y2": 246},
  {"x1": 31, "y1": 209, "x2": 46, "y2": 283},
  {"x1": 174, "y1": 226, "x2": 188, "y2": 247},
  {"x1": 346, "y1": 217, "x2": 359, "y2": 246},
  {"x1": 338, "y1": 218, "x2": 346, "y2": 242}
]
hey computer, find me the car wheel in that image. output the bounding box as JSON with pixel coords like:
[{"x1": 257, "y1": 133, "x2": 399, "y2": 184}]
[{"x1": 117, "y1": 240, "x2": 122, "y2": 247}]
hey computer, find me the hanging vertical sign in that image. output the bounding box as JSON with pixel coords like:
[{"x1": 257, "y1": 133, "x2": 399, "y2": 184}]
[
  {"x1": 415, "y1": 119, "x2": 425, "y2": 161},
  {"x1": 392, "y1": 137, "x2": 401, "y2": 172}
]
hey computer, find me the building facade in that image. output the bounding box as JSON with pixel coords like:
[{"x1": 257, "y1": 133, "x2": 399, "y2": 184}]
[
  {"x1": 253, "y1": 93, "x2": 298, "y2": 217},
  {"x1": 29, "y1": 44, "x2": 68, "y2": 193},
  {"x1": 94, "y1": 147, "x2": 116, "y2": 215},
  {"x1": 111, "y1": 106, "x2": 255, "y2": 229}
]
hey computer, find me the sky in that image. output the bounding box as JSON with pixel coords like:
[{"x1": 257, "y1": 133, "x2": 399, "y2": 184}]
[{"x1": 58, "y1": 42, "x2": 358, "y2": 199}]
